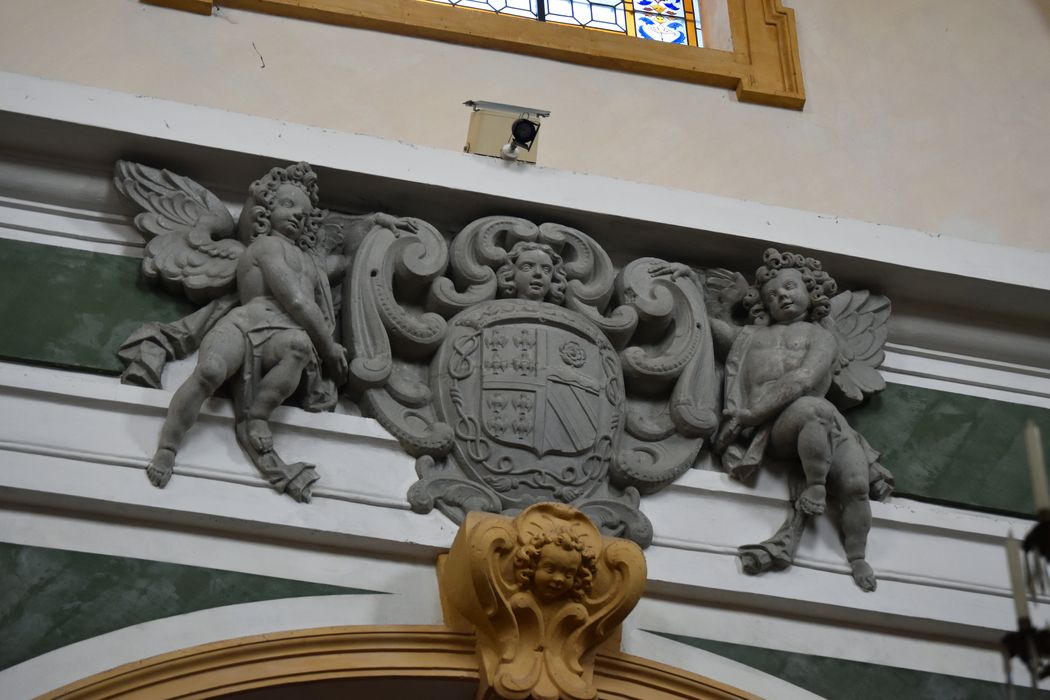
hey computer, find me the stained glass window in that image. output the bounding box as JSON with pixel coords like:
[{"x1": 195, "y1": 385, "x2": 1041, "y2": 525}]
[{"x1": 424, "y1": 0, "x2": 704, "y2": 47}]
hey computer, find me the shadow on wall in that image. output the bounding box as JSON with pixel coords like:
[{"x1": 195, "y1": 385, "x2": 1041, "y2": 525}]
[{"x1": 1031, "y1": 0, "x2": 1050, "y2": 30}]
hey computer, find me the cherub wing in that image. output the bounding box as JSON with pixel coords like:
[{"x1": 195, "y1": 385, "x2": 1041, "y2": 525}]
[
  {"x1": 114, "y1": 161, "x2": 241, "y2": 303},
  {"x1": 826, "y1": 290, "x2": 891, "y2": 409}
]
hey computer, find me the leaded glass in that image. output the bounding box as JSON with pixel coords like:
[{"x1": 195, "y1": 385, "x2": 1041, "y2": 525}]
[
  {"x1": 634, "y1": 12, "x2": 688, "y2": 43},
  {"x1": 432, "y1": 0, "x2": 541, "y2": 20},
  {"x1": 420, "y1": 0, "x2": 703, "y2": 47},
  {"x1": 634, "y1": 0, "x2": 684, "y2": 18},
  {"x1": 545, "y1": 0, "x2": 627, "y2": 33}
]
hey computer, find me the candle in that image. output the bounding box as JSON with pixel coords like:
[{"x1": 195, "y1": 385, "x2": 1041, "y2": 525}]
[
  {"x1": 1006, "y1": 535, "x2": 1030, "y2": 622},
  {"x1": 1026, "y1": 420, "x2": 1049, "y2": 514}
]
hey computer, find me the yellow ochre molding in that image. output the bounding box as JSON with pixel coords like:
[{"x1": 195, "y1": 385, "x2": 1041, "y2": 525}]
[
  {"x1": 142, "y1": 0, "x2": 805, "y2": 109},
  {"x1": 40, "y1": 624, "x2": 759, "y2": 699},
  {"x1": 438, "y1": 503, "x2": 648, "y2": 700}
]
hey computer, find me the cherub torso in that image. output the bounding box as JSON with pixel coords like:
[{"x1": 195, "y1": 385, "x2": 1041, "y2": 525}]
[
  {"x1": 236, "y1": 235, "x2": 318, "y2": 305},
  {"x1": 739, "y1": 322, "x2": 835, "y2": 399}
]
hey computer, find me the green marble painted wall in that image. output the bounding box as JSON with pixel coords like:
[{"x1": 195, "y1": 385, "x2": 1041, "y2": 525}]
[
  {"x1": 1, "y1": 237, "x2": 1048, "y2": 517},
  {"x1": 0, "y1": 542, "x2": 378, "y2": 671},
  {"x1": 653, "y1": 632, "x2": 1039, "y2": 700},
  {"x1": 0, "y1": 238, "x2": 193, "y2": 373},
  {"x1": 850, "y1": 384, "x2": 1050, "y2": 516}
]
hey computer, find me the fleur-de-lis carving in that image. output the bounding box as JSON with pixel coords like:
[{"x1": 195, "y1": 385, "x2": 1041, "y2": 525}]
[{"x1": 512, "y1": 393, "x2": 534, "y2": 412}]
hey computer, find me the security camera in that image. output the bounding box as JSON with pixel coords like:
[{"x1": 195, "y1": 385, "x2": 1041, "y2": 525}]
[
  {"x1": 500, "y1": 118, "x2": 541, "y2": 161},
  {"x1": 463, "y1": 101, "x2": 550, "y2": 163}
]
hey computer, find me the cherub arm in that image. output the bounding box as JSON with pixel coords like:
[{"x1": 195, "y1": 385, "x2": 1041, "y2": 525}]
[
  {"x1": 253, "y1": 237, "x2": 348, "y2": 382},
  {"x1": 733, "y1": 326, "x2": 838, "y2": 427},
  {"x1": 325, "y1": 252, "x2": 349, "y2": 283},
  {"x1": 708, "y1": 316, "x2": 740, "y2": 357}
]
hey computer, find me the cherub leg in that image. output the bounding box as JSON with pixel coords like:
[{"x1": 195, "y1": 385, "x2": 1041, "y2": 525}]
[
  {"x1": 772, "y1": 397, "x2": 837, "y2": 515},
  {"x1": 830, "y1": 437, "x2": 877, "y2": 591},
  {"x1": 244, "y1": 330, "x2": 311, "y2": 453},
  {"x1": 149, "y1": 324, "x2": 244, "y2": 487}
]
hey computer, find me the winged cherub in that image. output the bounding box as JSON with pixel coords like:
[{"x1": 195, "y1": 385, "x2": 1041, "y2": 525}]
[
  {"x1": 713, "y1": 250, "x2": 892, "y2": 590},
  {"x1": 657, "y1": 249, "x2": 893, "y2": 590},
  {"x1": 114, "y1": 162, "x2": 349, "y2": 501}
]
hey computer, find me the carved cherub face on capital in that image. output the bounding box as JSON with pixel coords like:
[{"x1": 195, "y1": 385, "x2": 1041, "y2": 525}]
[
  {"x1": 497, "y1": 241, "x2": 568, "y2": 304},
  {"x1": 514, "y1": 528, "x2": 597, "y2": 604},
  {"x1": 533, "y1": 542, "x2": 582, "y2": 602}
]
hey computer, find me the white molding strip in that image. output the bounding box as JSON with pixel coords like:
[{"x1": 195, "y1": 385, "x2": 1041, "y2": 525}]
[
  {"x1": 0, "y1": 361, "x2": 1037, "y2": 647},
  {"x1": 0, "y1": 195, "x2": 144, "y2": 256},
  {"x1": 882, "y1": 343, "x2": 1050, "y2": 408}
]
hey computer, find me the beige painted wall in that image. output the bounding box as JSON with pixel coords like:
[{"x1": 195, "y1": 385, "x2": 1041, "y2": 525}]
[{"x1": 1, "y1": 0, "x2": 1047, "y2": 250}]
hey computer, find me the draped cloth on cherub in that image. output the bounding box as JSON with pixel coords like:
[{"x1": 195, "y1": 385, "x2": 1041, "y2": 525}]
[
  {"x1": 118, "y1": 249, "x2": 339, "y2": 495},
  {"x1": 119, "y1": 250, "x2": 338, "y2": 411},
  {"x1": 721, "y1": 326, "x2": 894, "y2": 571}
]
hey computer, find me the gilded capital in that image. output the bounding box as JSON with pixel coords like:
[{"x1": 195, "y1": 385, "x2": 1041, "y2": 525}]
[{"x1": 438, "y1": 502, "x2": 646, "y2": 700}]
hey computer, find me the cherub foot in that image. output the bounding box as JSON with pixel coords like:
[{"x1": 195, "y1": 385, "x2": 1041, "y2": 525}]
[
  {"x1": 850, "y1": 558, "x2": 877, "y2": 592},
  {"x1": 283, "y1": 462, "x2": 319, "y2": 503},
  {"x1": 246, "y1": 418, "x2": 274, "y2": 453},
  {"x1": 147, "y1": 448, "x2": 175, "y2": 488},
  {"x1": 739, "y1": 546, "x2": 774, "y2": 575},
  {"x1": 796, "y1": 484, "x2": 827, "y2": 515}
]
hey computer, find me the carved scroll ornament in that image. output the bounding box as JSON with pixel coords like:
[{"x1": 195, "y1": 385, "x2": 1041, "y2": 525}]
[
  {"x1": 113, "y1": 158, "x2": 896, "y2": 591},
  {"x1": 438, "y1": 502, "x2": 646, "y2": 700},
  {"x1": 351, "y1": 215, "x2": 723, "y2": 547}
]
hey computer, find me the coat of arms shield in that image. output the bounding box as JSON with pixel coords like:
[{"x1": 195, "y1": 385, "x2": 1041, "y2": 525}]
[{"x1": 432, "y1": 300, "x2": 624, "y2": 508}]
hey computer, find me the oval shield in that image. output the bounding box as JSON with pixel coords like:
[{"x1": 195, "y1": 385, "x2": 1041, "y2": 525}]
[{"x1": 432, "y1": 300, "x2": 626, "y2": 509}]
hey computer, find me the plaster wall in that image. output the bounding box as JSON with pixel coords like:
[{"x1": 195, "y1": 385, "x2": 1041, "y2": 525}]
[{"x1": 0, "y1": 1, "x2": 1047, "y2": 251}]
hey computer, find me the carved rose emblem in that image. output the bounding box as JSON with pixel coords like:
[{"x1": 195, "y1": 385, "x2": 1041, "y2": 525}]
[{"x1": 559, "y1": 340, "x2": 587, "y2": 368}]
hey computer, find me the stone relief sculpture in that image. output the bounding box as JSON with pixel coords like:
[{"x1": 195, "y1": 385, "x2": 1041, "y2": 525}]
[
  {"x1": 113, "y1": 160, "x2": 895, "y2": 589},
  {"x1": 438, "y1": 502, "x2": 646, "y2": 700},
  {"x1": 115, "y1": 161, "x2": 379, "y2": 501},
  {"x1": 349, "y1": 216, "x2": 722, "y2": 546},
  {"x1": 665, "y1": 249, "x2": 894, "y2": 590}
]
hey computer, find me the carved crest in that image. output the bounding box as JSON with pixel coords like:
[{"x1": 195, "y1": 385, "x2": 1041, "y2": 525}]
[
  {"x1": 433, "y1": 301, "x2": 624, "y2": 507},
  {"x1": 438, "y1": 502, "x2": 646, "y2": 700},
  {"x1": 349, "y1": 216, "x2": 724, "y2": 546}
]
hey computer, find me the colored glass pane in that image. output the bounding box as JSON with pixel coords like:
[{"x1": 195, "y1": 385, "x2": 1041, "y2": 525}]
[
  {"x1": 420, "y1": 0, "x2": 702, "y2": 47},
  {"x1": 634, "y1": 12, "x2": 689, "y2": 43},
  {"x1": 634, "y1": 0, "x2": 684, "y2": 18}
]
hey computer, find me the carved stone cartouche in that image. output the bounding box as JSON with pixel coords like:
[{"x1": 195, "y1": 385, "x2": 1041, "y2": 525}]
[
  {"x1": 348, "y1": 216, "x2": 723, "y2": 546},
  {"x1": 438, "y1": 502, "x2": 646, "y2": 700},
  {"x1": 113, "y1": 159, "x2": 895, "y2": 593}
]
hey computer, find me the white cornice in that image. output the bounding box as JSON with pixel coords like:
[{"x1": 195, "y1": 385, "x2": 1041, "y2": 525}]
[{"x1": 0, "y1": 69, "x2": 1048, "y2": 292}]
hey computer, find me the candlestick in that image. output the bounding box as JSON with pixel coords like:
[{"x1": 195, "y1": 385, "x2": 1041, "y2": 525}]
[
  {"x1": 1007, "y1": 535, "x2": 1031, "y2": 622},
  {"x1": 1027, "y1": 421, "x2": 1050, "y2": 514}
]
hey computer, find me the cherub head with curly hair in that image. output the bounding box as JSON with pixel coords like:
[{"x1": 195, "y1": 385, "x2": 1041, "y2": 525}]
[
  {"x1": 741, "y1": 248, "x2": 838, "y2": 326},
  {"x1": 497, "y1": 241, "x2": 568, "y2": 305},
  {"x1": 514, "y1": 527, "x2": 598, "y2": 603},
  {"x1": 241, "y1": 162, "x2": 325, "y2": 250}
]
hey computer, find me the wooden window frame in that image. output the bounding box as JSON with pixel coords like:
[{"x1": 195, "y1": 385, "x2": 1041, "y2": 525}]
[{"x1": 148, "y1": 0, "x2": 804, "y2": 109}]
